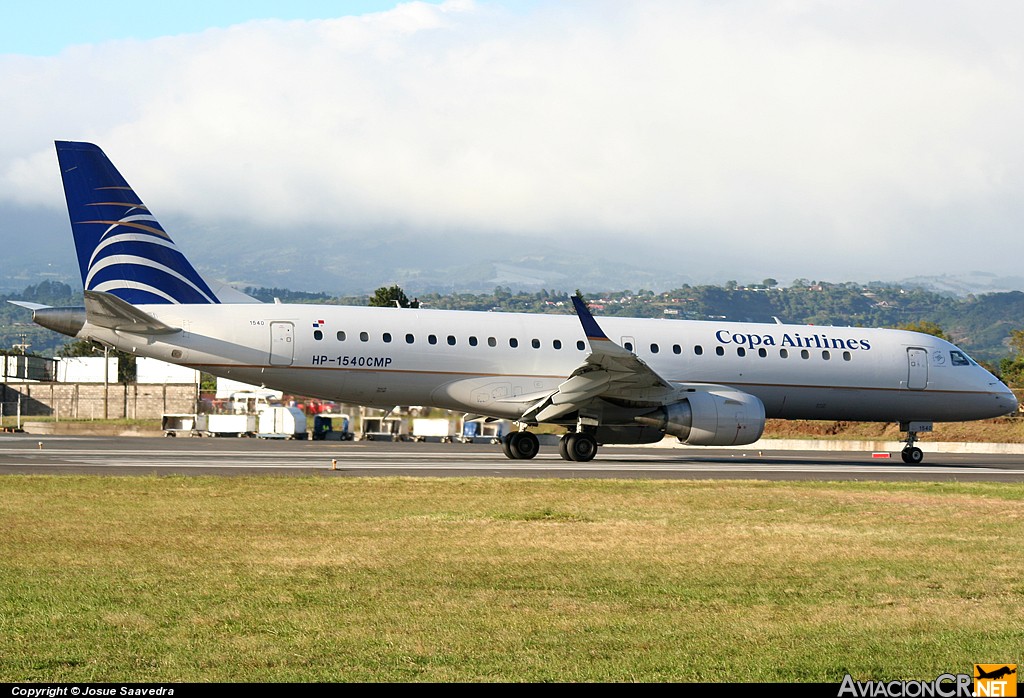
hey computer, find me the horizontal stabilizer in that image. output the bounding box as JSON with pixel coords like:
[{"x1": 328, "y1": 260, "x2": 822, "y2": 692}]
[
  {"x1": 84, "y1": 290, "x2": 180, "y2": 334},
  {"x1": 7, "y1": 300, "x2": 50, "y2": 311}
]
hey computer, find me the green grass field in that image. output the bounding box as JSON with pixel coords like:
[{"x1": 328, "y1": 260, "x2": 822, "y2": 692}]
[{"x1": 1, "y1": 476, "x2": 1022, "y2": 682}]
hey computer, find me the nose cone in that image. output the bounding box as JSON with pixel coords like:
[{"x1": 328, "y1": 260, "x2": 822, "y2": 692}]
[{"x1": 997, "y1": 386, "x2": 1020, "y2": 416}]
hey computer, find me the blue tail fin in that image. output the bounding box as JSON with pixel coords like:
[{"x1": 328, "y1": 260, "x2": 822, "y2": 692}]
[{"x1": 55, "y1": 141, "x2": 221, "y2": 305}]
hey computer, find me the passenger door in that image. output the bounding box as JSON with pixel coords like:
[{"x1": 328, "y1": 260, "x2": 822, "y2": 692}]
[{"x1": 907, "y1": 348, "x2": 928, "y2": 390}]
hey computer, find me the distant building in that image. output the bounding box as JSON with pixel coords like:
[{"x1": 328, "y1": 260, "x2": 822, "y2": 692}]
[
  {"x1": 2, "y1": 354, "x2": 57, "y2": 382},
  {"x1": 136, "y1": 357, "x2": 200, "y2": 385},
  {"x1": 215, "y1": 377, "x2": 282, "y2": 400},
  {"x1": 55, "y1": 356, "x2": 117, "y2": 383}
]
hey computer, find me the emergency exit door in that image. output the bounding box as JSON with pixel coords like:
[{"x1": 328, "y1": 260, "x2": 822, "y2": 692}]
[{"x1": 269, "y1": 322, "x2": 295, "y2": 366}]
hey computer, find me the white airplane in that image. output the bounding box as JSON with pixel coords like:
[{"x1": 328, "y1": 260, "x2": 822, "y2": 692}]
[{"x1": 13, "y1": 141, "x2": 1019, "y2": 463}]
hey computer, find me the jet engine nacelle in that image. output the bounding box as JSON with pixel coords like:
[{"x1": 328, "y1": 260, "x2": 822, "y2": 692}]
[{"x1": 634, "y1": 388, "x2": 766, "y2": 446}]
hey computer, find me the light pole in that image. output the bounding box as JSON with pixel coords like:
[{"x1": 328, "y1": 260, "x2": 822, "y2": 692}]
[{"x1": 103, "y1": 345, "x2": 109, "y2": 420}]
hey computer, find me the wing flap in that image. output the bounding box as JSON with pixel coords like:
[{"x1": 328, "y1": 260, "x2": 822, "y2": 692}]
[{"x1": 520, "y1": 296, "x2": 680, "y2": 422}]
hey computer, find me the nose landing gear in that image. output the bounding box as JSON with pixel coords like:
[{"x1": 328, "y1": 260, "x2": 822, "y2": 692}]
[{"x1": 899, "y1": 421, "x2": 932, "y2": 464}]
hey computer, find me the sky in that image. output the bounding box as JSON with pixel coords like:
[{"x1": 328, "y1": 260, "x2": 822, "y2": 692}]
[{"x1": 1, "y1": 0, "x2": 1023, "y2": 292}]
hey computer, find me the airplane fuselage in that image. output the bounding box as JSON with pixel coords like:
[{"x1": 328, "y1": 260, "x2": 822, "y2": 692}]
[
  {"x1": 75, "y1": 303, "x2": 1017, "y2": 425},
  {"x1": 31, "y1": 140, "x2": 1019, "y2": 463}
]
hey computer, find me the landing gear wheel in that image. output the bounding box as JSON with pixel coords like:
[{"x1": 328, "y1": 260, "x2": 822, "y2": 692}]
[
  {"x1": 502, "y1": 433, "x2": 516, "y2": 459},
  {"x1": 560, "y1": 433, "x2": 598, "y2": 462},
  {"x1": 558, "y1": 435, "x2": 572, "y2": 461},
  {"x1": 899, "y1": 422, "x2": 930, "y2": 466},
  {"x1": 901, "y1": 447, "x2": 924, "y2": 464},
  {"x1": 511, "y1": 431, "x2": 539, "y2": 459},
  {"x1": 503, "y1": 432, "x2": 540, "y2": 460}
]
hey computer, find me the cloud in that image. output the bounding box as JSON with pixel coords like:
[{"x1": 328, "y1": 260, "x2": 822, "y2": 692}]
[{"x1": 2, "y1": 0, "x2": 1023, "y2": 283}]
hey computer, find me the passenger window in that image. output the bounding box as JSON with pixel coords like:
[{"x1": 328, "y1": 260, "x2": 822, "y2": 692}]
[
  {"x1": 314, "y1": 330, "x2": 323, "y2": 341},
  {"x1": 780, "y1": 349, "x2": 789, "y2": 358},
  {"x1": 822, "y1": 350, "x2": 830, "y2": 360},
  {"x1": 650, "y1": 343, "x2": 659, "y2": 353},
  {"x1": 553, "y1": 339, "x2": 562, "y2": 350},
  {"x1": 447, "y1": 335, "x2": 456, "y2": 346},
  {"x1": 624, "y1": 342, "x2": 633, "y2": 352},
  {"x1": 510, "y1": 338, "x2": 519, "y2": 348},
  {"x1": 428, "y1": 334, "x2": 437, "y2": 345},
  {"x1": 359, "y1": 331, "x2": 369, "y2": 342},
  {"x1": 716, "y1": 346, "x2": 724, "y2": 356},
  {"x1": 488, "y1": 337, "x2": 496, "y2": 347},
  {"x1": 758, "y1": 348, "x2": 767, "y2": 358},
  {"x1": 577, "y1": 340, "x2": 585, "y2": 350},
  {"x1": 694, "y1": 345, "x2": 703, "y2": 356},
  {"x1": 406, "y1": 334, "x2": 414, "y2": 344},
  {"x1": 383, "y1": 332, "x2": 392, "y2": 343},
  {"x1": 337, "y1": 331, "x2": 346, "y2": 341},
  {"x1": 737, "y1": 347, "x2": 745, "y2": 357},
  {"x1": 672, "y1": 344, "x2": 681, "y2": 354},
  {"x1": 800, "y1": 349, "x2": 809, "y2": 359},
  {"x1": 531, "y1": 339, "x2": 540, "y2": 349},
  {"x1": 469, "y1": 336, "x2": 478, "y2": 346},
  {"x1": 843, "y1": 351, "x2": 851, "y2": 361}
]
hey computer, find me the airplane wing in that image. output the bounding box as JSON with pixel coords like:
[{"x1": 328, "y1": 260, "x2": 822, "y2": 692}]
[{"x1": 520, "y1": 296, "x2": 678, "y2": 422}]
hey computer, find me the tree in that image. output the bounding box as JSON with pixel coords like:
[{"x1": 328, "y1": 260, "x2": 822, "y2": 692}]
[
  {"x1": 897, "y1": 320, "x2": 947, "y2": 340},
  {"x1": 998, "y1": 329, "x2": 1024, "y2": 389},
  {"x1": 369, "y1": 285, "x2": 414, "y2": 308},
  {"x1": 1009, "y1": 329, "x2": 1024, "y2": 356}
]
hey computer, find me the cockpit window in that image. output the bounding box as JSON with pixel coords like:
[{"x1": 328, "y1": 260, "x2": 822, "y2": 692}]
[{"x1": 949, "y1": 350, "x2": 970, "y2": 366}]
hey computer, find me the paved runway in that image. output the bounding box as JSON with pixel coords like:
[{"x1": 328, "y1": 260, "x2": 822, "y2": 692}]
[{"x1": 2, "y1": 432, "x2": 1024, "y2": 481}]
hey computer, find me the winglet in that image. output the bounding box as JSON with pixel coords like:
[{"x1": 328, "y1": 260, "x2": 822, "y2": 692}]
[
  {"x1": 521, "y1": 294, "x2": 676, "y2": 423},
  {"x1": 571, "y1": 295, "x2": 609, "y2": 341}
]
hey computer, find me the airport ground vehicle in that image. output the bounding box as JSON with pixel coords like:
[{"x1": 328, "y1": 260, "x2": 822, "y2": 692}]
[{"x1": 311, "y1": 413, "x2": 355, "y2": 441}]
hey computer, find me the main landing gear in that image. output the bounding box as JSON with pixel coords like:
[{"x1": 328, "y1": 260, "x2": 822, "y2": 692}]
[
  {"x1": 899, "y1": 421, "x2": 932, "y2": 464},
  {"x1": 502, "y1": 431, "x2": 539, "y2": 460},
  {"x1": 558, "y1": 431, "x2": 598, "y2": 462},
  {"x1": 500, "y1": 430, "x2": 601, "y2": 462}
]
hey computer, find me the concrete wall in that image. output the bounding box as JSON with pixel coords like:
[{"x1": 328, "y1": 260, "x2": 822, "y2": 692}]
[{"x1": 0, "y1": 382, "x2": 199, "y2": 420}]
